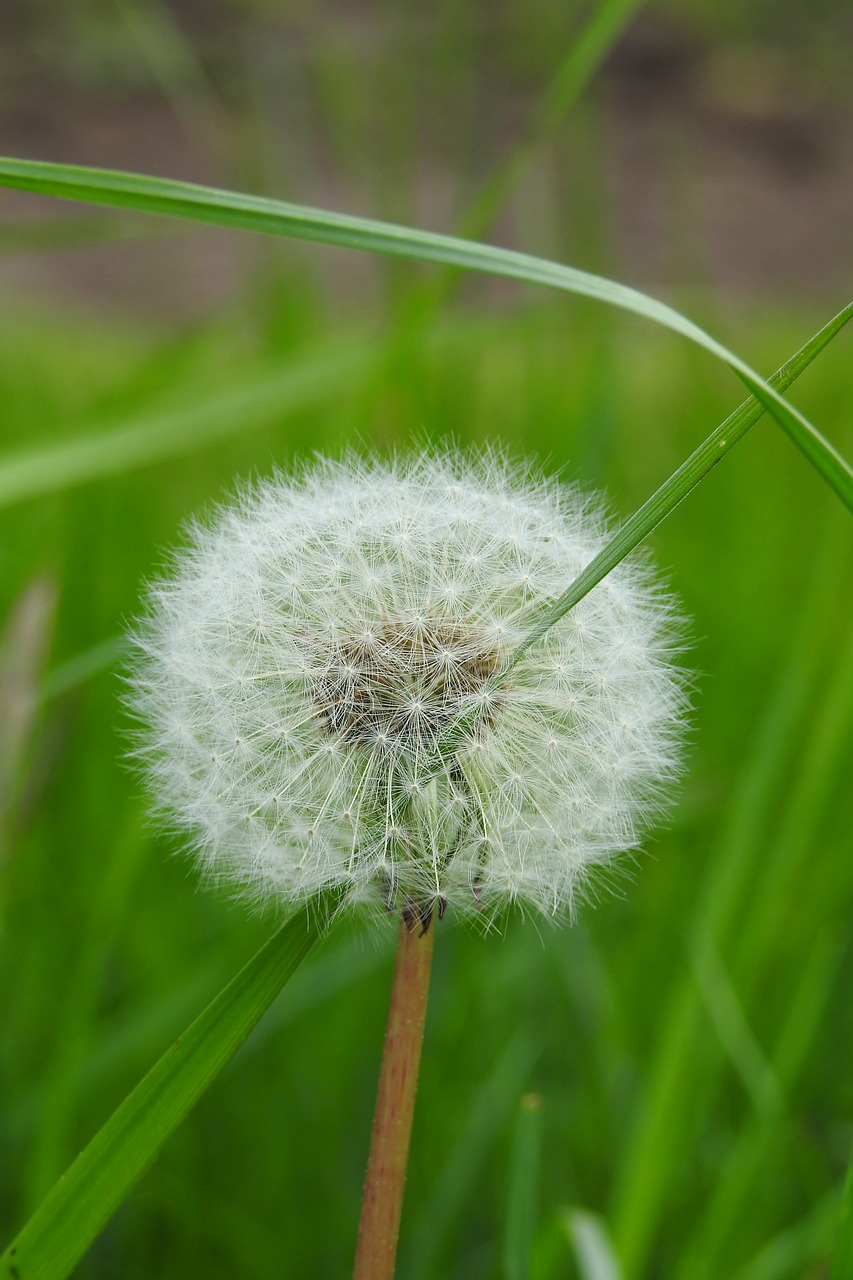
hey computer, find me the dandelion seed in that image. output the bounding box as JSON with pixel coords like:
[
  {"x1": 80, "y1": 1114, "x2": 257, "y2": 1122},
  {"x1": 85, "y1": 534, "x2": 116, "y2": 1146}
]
[{"x1": 128, "y1": 452, "x2": 688, "y2": 921}]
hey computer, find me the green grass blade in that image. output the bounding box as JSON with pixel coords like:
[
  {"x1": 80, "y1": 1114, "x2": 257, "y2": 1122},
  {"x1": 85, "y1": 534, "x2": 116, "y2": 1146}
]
[
  {"x1": 0, "y1": 344, "x2": 373, "y2": 511},
  {"x1": 447, "y1": 0, "x2": 643, "y2": 246},
  {"x1": 609, "y1": 507, "x2": 852, "y2": 1277},
  {"x1": 0, "y1": 157, "x2": 849, "y2": 509},
  {"x1": 686, "y1": 942, "x2": 783, "y2": 1119},
  {"x1": 677, "y1": 929, "x2": 845, "y2": 1278},
  {"x1": 507, "y1": 301, "x2": 853, "y2": 662},
  {"x1": 0, "y1": 906, "x2": 333, "y2": 1280},
  {"x1": 533, "y1": 0, "x2": 643, "y2": 131},
  {"x1": 385, "y1": 0, "x2": 643, "y2": 350},
  {"x1": 404, "y1": 1033, "x2": 538, "y2": 1280},
  {"x1": 38, "y1": 636, "x2": 125, "y2": 704},
  {"x1": 734, "y1": 1191, "x2": 841, "y2": 1280},
  {"x1": 504, "y1": 1093, "x2": 543, "y2": 1280},
  {"x1": 425, "y1": 306, "x2": 853, "y2": 764},
  {"x1": 561, "y1": 1208, "x2": 624, "y2": 1280},
  {"x1": 830, "y1": 1153, "x2": 853, "y2": 1280}
]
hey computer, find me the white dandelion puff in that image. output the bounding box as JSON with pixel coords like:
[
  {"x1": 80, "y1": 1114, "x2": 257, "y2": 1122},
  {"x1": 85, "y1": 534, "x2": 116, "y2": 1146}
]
[{"x1": 128, "y1": 451, "x2": 689, "y2": 922}]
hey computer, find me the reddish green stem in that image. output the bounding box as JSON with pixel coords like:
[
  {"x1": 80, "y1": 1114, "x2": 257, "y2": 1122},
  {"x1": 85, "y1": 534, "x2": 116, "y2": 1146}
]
[{"x1": 352, "y1": 912, "x2": 435, "y2": 1280}]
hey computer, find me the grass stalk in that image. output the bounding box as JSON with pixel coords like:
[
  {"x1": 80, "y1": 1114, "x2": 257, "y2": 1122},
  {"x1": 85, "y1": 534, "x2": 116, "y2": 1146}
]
[
  {"x1": 353, "y1": 912, "x2": 435, "y2": 1280},
  {"x1": 0, "y1": 157, "x2": 848, "y2": 508}
]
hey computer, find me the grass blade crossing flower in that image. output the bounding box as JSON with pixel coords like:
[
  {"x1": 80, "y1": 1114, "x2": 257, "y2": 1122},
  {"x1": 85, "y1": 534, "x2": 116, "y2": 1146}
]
[{"x1": 129, "y1": 451, "x2": 688, "y2": 923}]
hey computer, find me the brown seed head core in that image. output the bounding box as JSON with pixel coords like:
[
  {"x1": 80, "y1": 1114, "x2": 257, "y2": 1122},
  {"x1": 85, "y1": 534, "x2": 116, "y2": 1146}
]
[{"x1": 311, "y1": 618, "x2": 502, "y2": 751}]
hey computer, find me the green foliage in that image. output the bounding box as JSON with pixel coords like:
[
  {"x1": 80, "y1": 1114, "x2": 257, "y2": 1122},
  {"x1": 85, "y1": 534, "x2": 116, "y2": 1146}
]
[
  {"x1": 1, "y1": 3, "x2": 851, "y2": 1276},
  {"x1": 504, "y1": 1094, "x2": 543, "y2": 1280},
  {"x1": 1, "y1": 289, "x2": 850, "y2": 1279},
  {"x1": 831, "y1": 1153, "x2": 853, "y2": 1280},
  {"x1": 0, "y1": 908, "x2": 330, "y2": 1280},
  {"x1": 1, "y1": 157, "x2": 850, "y2": 511}
]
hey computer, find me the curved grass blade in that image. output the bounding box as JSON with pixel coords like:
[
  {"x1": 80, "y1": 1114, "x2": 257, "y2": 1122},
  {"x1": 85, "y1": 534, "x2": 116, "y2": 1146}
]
[
  {"x1": 507, "y1": 301, "x2": 853, "y2": 663},
  {"x1": 38, "y1": 636, "x2": 125, "y2": 704},
  {"x1": 609, "y1": 533, "x2": 853, "y2": 1278},
  {"x1": 403, "y1": 1033, "x2": 538, "y2": 1280},
  {"x1": 561, "y1": 1208, "x2": 624, "y2": 1280},
  {"x1": 426, "y1": 302, "x2": 852, "y2": 770},
  {"x1": 735, "y1": 1191, "x2": 841, "y2": 1280},
  {"x1": 441, "y1": 0, "x2": 643, "y2": 247},
  {"x1": 829, "y1": 1153, "x2": 853, "y2": 1280},
  {"x1": 0, "y1": 343, "x2": 372, "y2": 511},
  {"x1": 385, "y1": 0, "x2": 644, "y2": 345},
  {"x1": 0, "y1": 905, "x2": 334, "y2": 1280},
  {"x1": 503, "y1": 1093, "x2": 543, "y2": 1280},
  {"x1": 0, "y1": 157, "x2": 849, "y2": 510}
]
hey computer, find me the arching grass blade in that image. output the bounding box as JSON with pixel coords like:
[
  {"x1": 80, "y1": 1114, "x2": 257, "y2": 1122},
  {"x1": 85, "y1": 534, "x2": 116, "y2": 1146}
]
[
  {"x1": 507, "y1": 300, "x2": 853, "y2": 662},
  {"x1": 0, "y1": 157, "x2": 849, "y2": 510},
  {"x1": 0, "y1": 906, "x2": 334, "y2": 1280}
]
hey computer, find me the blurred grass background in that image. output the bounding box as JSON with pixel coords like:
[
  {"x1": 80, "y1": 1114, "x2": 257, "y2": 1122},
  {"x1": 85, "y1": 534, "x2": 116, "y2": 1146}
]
[{"x1": 1, "y1": 2, "x2": 852, "y2": 1277}]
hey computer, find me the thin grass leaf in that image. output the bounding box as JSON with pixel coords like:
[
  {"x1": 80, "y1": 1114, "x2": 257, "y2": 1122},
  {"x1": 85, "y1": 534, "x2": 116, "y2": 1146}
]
[
  {"x1": 678, "y1": 929, "x2": 845, "y2": 1279},
  {"x1": 609, "y1": 509, "x2": 853, "y2": 1278},
  {"x1": 0, "y1": 905, "x2": 334, "y2": 1280},
  {"x1": 735, "y1": 1191, "x2": 841, "y2": 1280},
  {"x1": 38, "y1": 637, "x2": 125, "y2": 704},
  {"x1": 506, "y1": 301, "x2": 853, "y2": 661},
  {"x1": 504, "y1": 1093, "x2": 543, "y2": 1280},
  {"x1": 429, "y1": 0, "x2": 644, "y2": 252},
  {"x1": 419, "y1": 304, "x2": 852, "y2": 769},
  {"x1": 829, "y1": 1156, "x2": 853, "y2": 1280},
  {"x1": 404, "y1": 1034, "x2": 538, "y2": 1280},
  {"x1": 374, "y1": 0, "x2": 644, "y2": 390},
  {"x1": 0, "y1": 344, "x2": 372, "y2": 511},
  {"x1": 0, "y1": 158, "x2": 849, "y2": 509},
  {"x1": 561, "y1": 1208, "x2": 624, "y2": 1280}
]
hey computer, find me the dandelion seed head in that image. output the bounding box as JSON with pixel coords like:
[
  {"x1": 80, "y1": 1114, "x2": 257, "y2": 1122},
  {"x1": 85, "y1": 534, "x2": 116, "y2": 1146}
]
[{"x1": 128, "y1": 452, "x2": 688, "y2": 923}]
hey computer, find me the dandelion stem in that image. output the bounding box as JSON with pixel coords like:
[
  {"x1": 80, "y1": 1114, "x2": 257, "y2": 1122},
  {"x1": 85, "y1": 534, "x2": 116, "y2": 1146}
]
[{"x1": 353, "y1": 910, "x2": 435, "y2": 1280}]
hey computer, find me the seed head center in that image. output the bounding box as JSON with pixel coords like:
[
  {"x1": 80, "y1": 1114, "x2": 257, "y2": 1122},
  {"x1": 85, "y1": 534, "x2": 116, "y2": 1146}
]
[{"x1": 312, "y1": 618, "x2": 501, "y2": 750}]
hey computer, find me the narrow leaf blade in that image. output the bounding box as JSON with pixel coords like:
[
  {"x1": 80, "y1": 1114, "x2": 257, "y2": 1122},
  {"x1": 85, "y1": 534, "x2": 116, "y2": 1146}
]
[
  {"x1": 0, "y1": 343, "x2": 372, "y2": 511},
  {"x1": 503, "y1": 1092, "x2": 542, "y2": 1280},
  {"x1": 562, "y1": 1207, "x2": 624, "y2": 1280},
  {"x1": 508, "y1": 301, "x2": 853, "y2": 661},
  {"x1": 0, "y1": 907, "x2": 331, "y2": 1280},
  {"x1": 831, "y1": 1150, "x2": 853, "y2": 1280},
  {"x1": 0, "y1": 157, "x2": 849, "y2": 509}
]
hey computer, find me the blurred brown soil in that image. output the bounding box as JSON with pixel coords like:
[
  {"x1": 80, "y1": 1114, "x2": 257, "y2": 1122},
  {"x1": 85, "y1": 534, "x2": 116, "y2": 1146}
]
[{"x1": 0, "y1": 7, "x2": 850, "y2": 321}]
